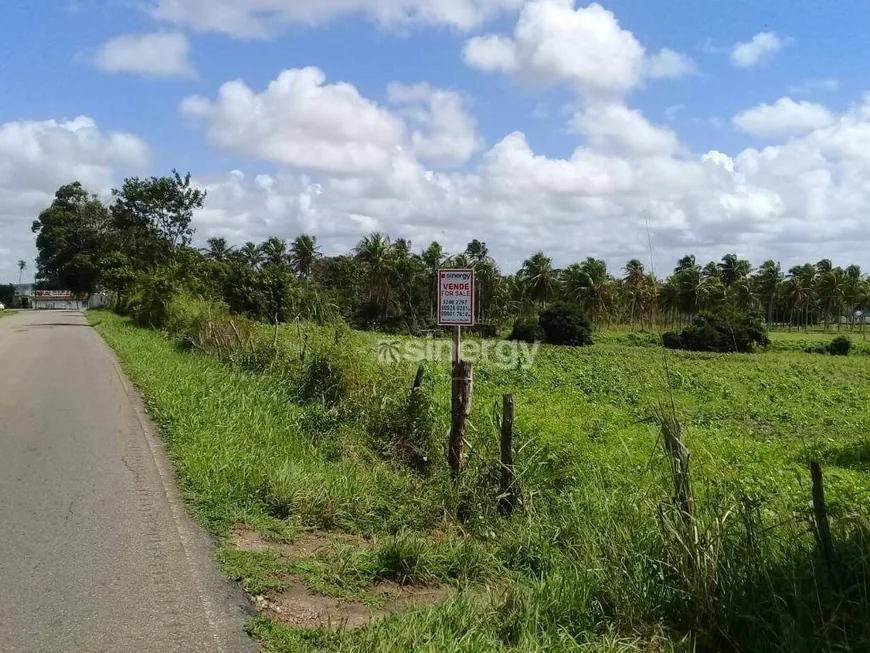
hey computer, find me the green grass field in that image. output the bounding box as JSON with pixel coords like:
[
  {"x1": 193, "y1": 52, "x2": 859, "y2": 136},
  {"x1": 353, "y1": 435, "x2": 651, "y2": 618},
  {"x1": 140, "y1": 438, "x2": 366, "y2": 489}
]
[{"x1": 90, "y1": 309, "x2": 870, "y2": 652}]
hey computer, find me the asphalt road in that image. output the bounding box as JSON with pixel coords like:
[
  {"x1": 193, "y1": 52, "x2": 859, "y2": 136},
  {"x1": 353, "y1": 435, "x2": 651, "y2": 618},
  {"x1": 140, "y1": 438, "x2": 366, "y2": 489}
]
[{"x1": 0, "y1": 311, "x2": 257, "y2": 653}]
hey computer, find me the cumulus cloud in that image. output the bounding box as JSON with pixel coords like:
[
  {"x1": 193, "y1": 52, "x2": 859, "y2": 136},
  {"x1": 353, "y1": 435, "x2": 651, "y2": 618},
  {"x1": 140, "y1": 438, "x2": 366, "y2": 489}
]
[
  {"x1": 150, "y1": 0, "x2": 523, "y2": 37},
  {"x1": 185, "y1": 73, "x2": 870, "y2": 273},
  {"x1": 789, "y1": 78, "x2": 839, "y2": 95},
  {"x1": 181, "y1": 67, "x2": 406, "y2": 175},
  {"x1": 387, "y1": 83, "x2": 483, "y2": 166},
  {"x1": 464, "y1": 0, "x2": 647, "y2": 100},
  {"x1": 0, "y1": 117, "x2": 149, "y2": 283},
  {"x1": 182, "y1": 69, "x2": 483, "y2": 173},
  {"x1": 90, "y1": 32, "x2": 195, "y2": 78},
  {"x1": 731, "y1": 32, "x2": 785, "y2": 68},
  {"x1": 647, "y1": 49, "x2": 698, "y2": 79},
  {"x1": 733, "y1": 97, "x2": 835, "y2": 138}
]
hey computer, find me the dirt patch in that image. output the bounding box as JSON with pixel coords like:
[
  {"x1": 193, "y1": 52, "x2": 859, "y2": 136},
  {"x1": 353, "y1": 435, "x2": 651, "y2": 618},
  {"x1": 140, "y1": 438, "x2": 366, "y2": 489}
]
[
  {"x1": 255, "y1": 579, "x2": 451, "y2": 629},
  {"x1": 232, "y1": 525, "x2": 451, "y2": 629}
]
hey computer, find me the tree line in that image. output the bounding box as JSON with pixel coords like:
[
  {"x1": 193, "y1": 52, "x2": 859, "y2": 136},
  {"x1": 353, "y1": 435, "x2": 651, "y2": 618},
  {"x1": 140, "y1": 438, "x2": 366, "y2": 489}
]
[{"x1": 25, "y1": 174, "x2": 870, "y2": 333}]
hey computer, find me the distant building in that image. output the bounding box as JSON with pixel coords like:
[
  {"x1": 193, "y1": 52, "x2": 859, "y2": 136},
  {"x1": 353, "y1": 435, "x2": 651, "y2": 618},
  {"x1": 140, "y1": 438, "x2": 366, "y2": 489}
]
[
  {"x1": 30, "y1": 290, "x2": 88, "y2": 311},
  {"x1": 12, "y1": 284, "x2": 34, "y2": 308}
]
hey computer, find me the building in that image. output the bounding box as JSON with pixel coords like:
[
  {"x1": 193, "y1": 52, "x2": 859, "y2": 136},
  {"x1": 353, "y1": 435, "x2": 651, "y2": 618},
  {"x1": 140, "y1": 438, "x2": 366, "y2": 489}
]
[
  {"x1": 12, "y1": 284, "x2": 33, "y2": 308},
  {"x1": 31, "y1": 290, "x2": 88, "y2": 311}
]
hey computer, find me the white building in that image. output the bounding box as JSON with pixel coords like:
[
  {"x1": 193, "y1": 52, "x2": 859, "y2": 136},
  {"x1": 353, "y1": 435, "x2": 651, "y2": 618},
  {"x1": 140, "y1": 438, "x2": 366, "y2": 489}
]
[{"x1": 31, "y1": 290, "x2": 87, "y2": 311}]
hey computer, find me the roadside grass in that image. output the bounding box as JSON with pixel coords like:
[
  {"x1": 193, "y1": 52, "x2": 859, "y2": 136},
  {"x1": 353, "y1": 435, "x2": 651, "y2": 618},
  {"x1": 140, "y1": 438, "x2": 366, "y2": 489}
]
[
  {"x1": 90, "y1": 307, "x2": 870, "y2": 652},
  {"x1": 0, "y1": 309, "x2": 16, "y2": 319}
]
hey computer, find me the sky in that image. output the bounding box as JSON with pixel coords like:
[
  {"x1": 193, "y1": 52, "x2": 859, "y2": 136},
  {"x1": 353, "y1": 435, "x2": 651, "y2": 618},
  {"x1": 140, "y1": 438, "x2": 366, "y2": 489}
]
[{"x1": 2, "y1": 0, "x2": 870, "y2": 284}]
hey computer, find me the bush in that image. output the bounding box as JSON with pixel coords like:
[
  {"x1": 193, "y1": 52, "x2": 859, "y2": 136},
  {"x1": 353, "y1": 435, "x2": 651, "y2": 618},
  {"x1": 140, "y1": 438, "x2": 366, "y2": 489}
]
[
  {"x1": 366, "y1": 386, "x2": 436, "y2": 475},
  {"x1": 538, "y1": 303, "x2": 593, "y2": 347},
  {"x1": 508, "y1": 318, "x2": 543, "y2": 343},
  {"x1": 829, "y1": 335, "x2": 852, "y2": 356},
  {"x1": 666, "y1": 307, "x2": 769, "y2": 353}
]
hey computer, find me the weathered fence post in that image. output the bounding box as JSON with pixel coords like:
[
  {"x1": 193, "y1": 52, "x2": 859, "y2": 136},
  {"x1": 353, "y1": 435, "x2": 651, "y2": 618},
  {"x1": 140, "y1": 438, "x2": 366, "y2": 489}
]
[
  {"x1": 449, "y1": 360, "x2": 473, "y2": 481},
  {"x1": 499, "y1": 393, "x2": 517, "y2": 516},
  {"x1": 412, "y1": 363, "x2": 425, "y2": 392},
  {"x1": 810, "y1": 461, "x2": 839, "y2": 588}
]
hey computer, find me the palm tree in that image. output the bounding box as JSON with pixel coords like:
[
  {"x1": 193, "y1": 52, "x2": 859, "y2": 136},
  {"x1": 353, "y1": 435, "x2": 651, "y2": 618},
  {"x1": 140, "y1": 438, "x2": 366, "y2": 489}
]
[
  {"x1": 561, "y1": 258, "x2": 613, "y2": 324},
  {"x1": 519, "y1": 252, "x2": 557, "y2": 306},
  {"x1": 289, "y1": 234, "x2": 320, "y2": 279},
  {"x1": 240, "y1": 242, "x2": 264, "y2": 269},
  {"x1": 817, "y1": 267, "x2": 847, "y2": 330},
  {"x1": 465, "y1": 239, "x2": 489, "y2": 265},
  {"x1": 354, "y1": 232, "x2": 393, "y2": 318},
  {"x1": 204, "y1": 237, "x2": 232, "y2": 262},
  {"x1": 17, "y1": 260, "x2": 27, "y2": 285},
  {"x1": 786, "y1": 264, "x2": 816, "y2": 330},
  {"x1": 754, "y1": 260, "x2": 783, "y2": 326},
  {"x1": 261, "y1": 237, "x2": 288, "y2": 266},
  {"x1": 421, "y1": 241, "x2": 445, "y2": 320},
  {"x1": 718, "y1": 254, "x2": 752, "y2": 287}
]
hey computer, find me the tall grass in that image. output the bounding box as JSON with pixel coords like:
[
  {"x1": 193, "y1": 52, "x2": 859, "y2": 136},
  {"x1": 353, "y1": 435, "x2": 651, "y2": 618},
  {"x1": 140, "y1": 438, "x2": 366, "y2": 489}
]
[{"x1": 90, "y1": 298, "x2": 870, "y2": 652}]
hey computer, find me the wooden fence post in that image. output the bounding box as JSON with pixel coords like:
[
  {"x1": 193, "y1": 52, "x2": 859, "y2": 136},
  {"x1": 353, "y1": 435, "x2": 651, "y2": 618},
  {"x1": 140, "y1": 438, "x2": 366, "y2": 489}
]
[
  {"x1": 412, "y1": 363, "x2": 425, "y2": 392},
  {"x1": 499, "y1": 394, "x2": 517, "y2": 516},
  {"x1": 449, "y1": 360, "x2": 473, "y2": 481},
  {"x1": 810, "y1": 461, "x2": 839, "y2": 588}
]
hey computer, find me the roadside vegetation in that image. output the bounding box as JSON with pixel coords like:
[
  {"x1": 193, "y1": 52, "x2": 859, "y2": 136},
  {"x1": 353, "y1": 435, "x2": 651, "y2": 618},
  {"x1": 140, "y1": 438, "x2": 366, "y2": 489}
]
[{"x1": 28, "y1": 172, "x2": 870, "y2": 651}]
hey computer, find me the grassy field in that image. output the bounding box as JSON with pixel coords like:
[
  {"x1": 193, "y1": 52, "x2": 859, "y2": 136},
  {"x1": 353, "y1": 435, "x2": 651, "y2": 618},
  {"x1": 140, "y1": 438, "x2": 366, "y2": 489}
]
[{"x1": 90, "y1": 308, "x2": 870, "y2": 652}]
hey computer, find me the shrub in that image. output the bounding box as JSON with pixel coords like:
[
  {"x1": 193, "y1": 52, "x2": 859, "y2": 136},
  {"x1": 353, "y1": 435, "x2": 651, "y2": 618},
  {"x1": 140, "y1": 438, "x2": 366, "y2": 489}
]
[
  {"x1": 829, "y1": 335, "x2": 852, "y2": 356},
  {"x1": 538, "y1": 303, "x2": 593, "y2": 347},
  {"x1": 366, "y1": 386, "x2": 436, "y2": 475},
  {"x1": 508, "y1": 318, "x2": 543, "y2": 343},
  {"x1": 666, "y1": 307, "x2": 769, "y2": 353}
]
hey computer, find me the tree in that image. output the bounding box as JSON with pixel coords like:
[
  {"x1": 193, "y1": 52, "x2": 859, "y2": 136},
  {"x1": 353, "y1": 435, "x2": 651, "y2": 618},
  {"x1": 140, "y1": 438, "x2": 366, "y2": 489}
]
[
  {"x1": 204, "y1": 237, "x2": 232, "y2": 262},
  {"x1": 239, "y1": 242, "x2": 263, "y2": 269},
  {"x1": 260, "y1": 237, "x2": 288, "y2": 267},
  {"x1": 520, "y1": 252, "x2": 557, "y2": 305},
  {"x1": 465, "y1": 239, "x2": 489, "y2": 265},
  {"x1": 354, "y1": 232, "x2": 393, "y2": 320},
  {"x1": 786, "y1": 264, "x2": 816, "y2": 330},
  {"x1": 31, "y1": 182, "x2": 112, "y2": 293},
  {"x1": 112, "y1": 170, "x2": 205, "y2": 268},
  {"x1": 289, "y1": 234, "x2": 320, "y2": 279},
  {"x1": 421, "y1": 241, "x2": 445, "y2": 319},
  {"x1": 754, "y1": 260, "x2": 783, "y2": 325},
  {"x1": 17, "y1": 260, "x2": 27, "y2": 285},
  {"x1": 718, "y1": 254, "x2": 752, "y2": 287}
]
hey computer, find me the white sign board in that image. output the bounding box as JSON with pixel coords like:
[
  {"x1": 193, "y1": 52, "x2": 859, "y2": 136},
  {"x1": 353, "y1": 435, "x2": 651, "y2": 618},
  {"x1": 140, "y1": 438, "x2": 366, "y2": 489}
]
[{"x1": 438, "y1": 269, "x2": 475, "y2": 326}]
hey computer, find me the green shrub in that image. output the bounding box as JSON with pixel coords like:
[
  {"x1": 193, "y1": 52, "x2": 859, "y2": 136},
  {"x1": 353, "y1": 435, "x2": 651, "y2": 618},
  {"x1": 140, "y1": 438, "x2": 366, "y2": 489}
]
[
  {"x1": 508, "y1": 318, "x2": 543, "y2": 343},
  {"x1": 538, "y1": 303, "x2": 593, "y2": 347},
  {"x1": 366, "y1": 386, "x2": 437, "y2": 475},
  {"x1": 299, "y1": 355, "x2": 349, "y2": 406},
  {"x1": 829, "y1": 335, "x2": 852, "y2": 356},
  {"x1": 665, "y1": 307, "x2": 769, "y2": 353}
]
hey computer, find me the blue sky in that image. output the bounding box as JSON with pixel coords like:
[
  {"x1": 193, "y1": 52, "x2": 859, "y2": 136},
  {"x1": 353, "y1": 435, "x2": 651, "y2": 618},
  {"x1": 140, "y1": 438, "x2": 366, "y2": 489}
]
[{"x1": 2, "y1": 0, "x2": 870, "y2": 283}]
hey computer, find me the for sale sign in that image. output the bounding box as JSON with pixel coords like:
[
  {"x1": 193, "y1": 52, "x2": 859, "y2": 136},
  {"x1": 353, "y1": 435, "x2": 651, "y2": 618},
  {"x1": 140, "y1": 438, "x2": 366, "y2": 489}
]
[{"x1": 438, "y1": 269, "x2": 475, "y2": 326}]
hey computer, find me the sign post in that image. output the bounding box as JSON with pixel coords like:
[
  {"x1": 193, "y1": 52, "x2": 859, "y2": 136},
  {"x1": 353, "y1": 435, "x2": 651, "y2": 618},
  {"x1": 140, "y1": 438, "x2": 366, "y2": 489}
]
[{"x1": 438, "y1": 269, "x2": 475, "y2": 483}]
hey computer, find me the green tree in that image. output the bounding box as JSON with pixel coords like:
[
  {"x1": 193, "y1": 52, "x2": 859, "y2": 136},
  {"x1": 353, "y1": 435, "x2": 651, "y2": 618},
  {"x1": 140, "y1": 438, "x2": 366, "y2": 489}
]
[
  {"x1": 31, "y1": 182, "x2": 112, "y2": 293},
  {"x1": 239, "y1": 242, "x2": 264, "y2": 269},
  {"x1": 289, "y1": 234, "x2": 320, "y2": 279},
  {"x1": 204, "y1": 237, "x2": 232, "y2": 262},
  {"x1": 17, "y1": 260, "x2": 27, "y2": 285},
  {"x1": 718, "y1": 253, "x2": 752, "y2": 287},
  {"x1": 520, "y1": 252, "x2": 557, "y2": 306},
  {"x1": 111, "y1": 170, "x2": 205, "y2": 268},
  {"x1": 753, "y1": 260, "x2": 783, "y2": 325},
  {"x1": 260, "y1": 237, "x2": 288, "y2": 267},
  {"x1": 354, "y1": 232, "x2": 393, "y2": 320}
]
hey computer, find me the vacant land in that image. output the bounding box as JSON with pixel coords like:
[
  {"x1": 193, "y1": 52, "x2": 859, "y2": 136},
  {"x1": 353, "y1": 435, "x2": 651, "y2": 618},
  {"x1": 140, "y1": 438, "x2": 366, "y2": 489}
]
[{"x1": 91, "y1": 310, "x2": 870, "y2": 652}]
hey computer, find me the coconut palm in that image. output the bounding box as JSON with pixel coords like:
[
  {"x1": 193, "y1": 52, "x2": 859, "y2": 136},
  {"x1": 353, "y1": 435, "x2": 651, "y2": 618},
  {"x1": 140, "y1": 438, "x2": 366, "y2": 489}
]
[
  {"x1": 816, "y1": 266, "x2": 847, "y2": 329},
  {"x1": 354, "y1": 232, "x2": 393, "y2": 318},
  {"x1": 465, "y1": 239, "x2": 489, "y2": 265},
  {"x1": 718, "y1": 254, "x2": 752, "y2": 287},
  {"x1": 786, "y1": 264, "x2": 816, "y2": 330},
  {"x1": 288, "y1": 234, "x2": 320, "y2": 279},
  {"x1": 17, "y1": 260, "x2": 27, "y2": 285},
  {"x1": 421, "y1": 241, "x2": 445, "y2": 320},
  {"x1": 561, "y1": 258, "x2": 614, "y2": 324},
  {"x1": 240, "y1": 242, "x2": 264, "y2": 269},
  {"x1": 261, "y1": 237, "x2": 288, "y2": 266},
  {"x1": 519, "y1": 252, "x2": 557, "y2": 306},
  {"x1": 204, "y1": 237, "x2": 233, "y2": 262},
  {"x1": 754, "y1": 260, "x2": 783, "y2": 325}
]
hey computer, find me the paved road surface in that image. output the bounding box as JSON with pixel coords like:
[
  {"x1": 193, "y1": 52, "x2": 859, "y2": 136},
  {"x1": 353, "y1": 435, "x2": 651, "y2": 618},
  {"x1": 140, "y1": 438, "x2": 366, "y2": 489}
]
[{"x1": 0, "y1": 311, "x2": 257, "y2": 653}]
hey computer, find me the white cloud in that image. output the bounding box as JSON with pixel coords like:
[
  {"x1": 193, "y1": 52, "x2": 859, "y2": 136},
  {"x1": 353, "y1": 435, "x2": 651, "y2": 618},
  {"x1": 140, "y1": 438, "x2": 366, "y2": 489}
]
[
  {"x1": 150, "y1": 0, "x2": 524, "y2": 37},
  {"x1": 0, "y1": 117, "x2": 149, "y2": 283},
  {"x1": 789, "y1": 78, "x2": 839, "y2": 95},
  {"x1": 733, "y1": 97, "x2": 835, "y2": 138},
  {"x1": 90, "y1": 32, "x2": 195, "y2": 78},
  {"x1": 181, "y1": 67, "x2": 406, "y2": 175},
  {"x1": 647, "y1": 48, "x2": 698, "y2": 79},
  {"x1": 464, "y1": 0, "x2": 647, "y2": 101},
  {"x1": 387, "y1": 83, "x2": 483, "y2": 166},
  {"x1": 464, "y1": 0, "x2": 695, "y2": 103},
  {"x1": 187, "y1": 80, "x2": 870, "y2": 273},
  {"x1": 730, "y1": 32, "x2": 785, "y2": 68},
  {"x1": 572, "y1": 103, "x2": 679, "y2": 156},
  {"x1": 183, "y1": 69, "x2": 483, "y2": 174}
]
